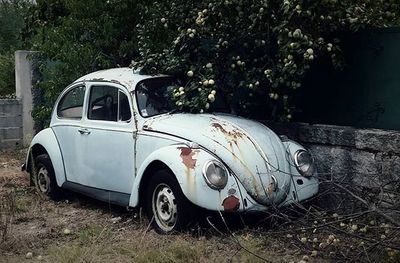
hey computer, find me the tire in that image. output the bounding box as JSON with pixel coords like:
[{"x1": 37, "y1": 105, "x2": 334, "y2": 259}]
[
  {"x1": 33, "y1": 154, "x2": 63, "y2": 200},
  {"x1": 146, "y1": 170, "x2": 194, "y2": 234}
]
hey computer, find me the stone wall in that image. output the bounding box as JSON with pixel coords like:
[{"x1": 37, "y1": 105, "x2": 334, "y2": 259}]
[
  {"x1": 0, "y1": 99, "x2": 22, "y2": 150},
  {"x1": 265, "y1": 122, "x2": 400, "y2": 188}
]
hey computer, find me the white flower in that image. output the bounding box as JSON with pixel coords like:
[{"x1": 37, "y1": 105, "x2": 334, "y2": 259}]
[
  {"x1": 177, "y1": 101, "x2": 183, "y2": 106},
  {"x1": 208, "y1": 79, "x2": 215, "y2": 85},
  {"x1": 187, "y1": 70, "x2": 194, "y2": 77},
  {"x1": 255, "y1": 81, "x2": 260, "y2": 86},
  {"x1": 187, "y1": 28, "x2": 192, "y2": 33},
  {"x1": 161, "y1": 18, "x2": 166, "y2": 23},
  {"x1": 189, "y1": 33, "x2": 195, "y2": 38},
  {"x1": 205, "y1": 103, "x2": 210, "y2": 109},
  {"x1": 311, "y1": 251, "x2": 318, "y2": 257},
  {"x1": 351, "y1": 224, "x2": 358, "y2": 231},
  {"x1": 179, "y1": 86, "x2": 184, "y2": 92},
  {"x1": 179, "y1": 91, "x2": 185, "y2": 95},
  {"x1": 200, "y1": 109, "x2": 204, "y2": 113},
  {"x1": 308, "y1": 55, "x2": 314, "y2": 60},
  {"x1": 206, "y1": 63, "x2": 212, "y2": 69},
  {"x1": 203, "y1": 80, "x2": 209, "y2": 86},
  {"x1": 198, "y1": 88, "x2": 202, "y2": 91},
  {"x1": 293, "y1": 29, "x2": 302, "y2": 38},
  {"x1": 300, "y1": 237, "x2": 307, "y2": 243},
  {"x1": 306, "y1": 48, "x2": 314, "y2": 55},
  {"x1": 273, "y1": 93, "x2": 279, "y2": 100},
  {"x1": 208, "y1": 93, "x2": 215, "y2": 102},
  {"x1": 231, "y1": 64, "x2": 236, "y2": 69},
  {"x1": 211, "y1": 90, "x2": 216, "y2": 95}
]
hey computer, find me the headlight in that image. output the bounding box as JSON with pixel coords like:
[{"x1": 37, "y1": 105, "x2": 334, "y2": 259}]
[
  {"x1": 294, "y1": 150, "x2": 315, "y2": 177},
  {"x1": 202, "y1": 160, "x2": 229, "y2": 190}
]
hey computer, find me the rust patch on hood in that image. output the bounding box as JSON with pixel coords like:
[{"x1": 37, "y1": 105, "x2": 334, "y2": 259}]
[
  {"x1": 178, "y1": 147, "x2": 199, "y2": 169},
  {"x1": 211, "y1": 122, "x2": 245, "y2": 141}
]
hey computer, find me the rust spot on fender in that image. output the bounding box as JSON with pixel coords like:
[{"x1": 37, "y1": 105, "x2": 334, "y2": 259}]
[
  {"x1": 222, "y1": 195, "x2": 240, "y2": 212},
  {"x1": 178, "y1": 147, "x2": 199, "y2": 169}
]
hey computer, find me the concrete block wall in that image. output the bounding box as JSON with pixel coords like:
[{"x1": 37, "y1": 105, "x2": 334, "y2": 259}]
[
  {"x1": 0, "y1": 99, "x2": 23, "y2": 150},
  {"x1": 265, "y1": 122, "x2": 400, "y2": 181},
  {"x1": 265, "y1": 121, "x2": 400, "y2": 213}
]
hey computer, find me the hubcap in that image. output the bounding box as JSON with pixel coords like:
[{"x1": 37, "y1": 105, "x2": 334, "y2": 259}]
[
  {"x1": 152, "y1": 183, "x2": 178, "y2": 232},
  {"x1": 37, "y1": 166, "x2": 50, "y2": 193}
]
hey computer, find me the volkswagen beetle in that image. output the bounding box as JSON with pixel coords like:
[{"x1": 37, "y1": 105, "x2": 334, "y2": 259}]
[{"x1": 23, "y1": 68, "x2": 318, "y2": 233}]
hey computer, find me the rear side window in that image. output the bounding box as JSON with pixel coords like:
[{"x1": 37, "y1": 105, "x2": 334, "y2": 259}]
[
  {"x1": 57, "y1": 86, "x2": 86, "y2": 119},
  {"x1": 88, "y1": 85, "x2": 131, "y2": 122}
]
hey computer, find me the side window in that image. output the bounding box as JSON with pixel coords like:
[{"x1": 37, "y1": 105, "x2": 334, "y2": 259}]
[
  {"x1": 88, "y1": 86, "x2": 118, "y2": 121},
  {"x1": 88, "y1": 85, "x2": 131, "y2": 122},
  {"x1": 119, "y1": 91, "x2": 131, "y2": 121},
  {"x1": 57, "y1": 86, "x2": 86, "y2": 119}
]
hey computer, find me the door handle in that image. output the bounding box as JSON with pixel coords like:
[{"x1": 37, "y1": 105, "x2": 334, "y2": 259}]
[{"x1": 78, "y1": 128, "x2": 91, "y2": 135}]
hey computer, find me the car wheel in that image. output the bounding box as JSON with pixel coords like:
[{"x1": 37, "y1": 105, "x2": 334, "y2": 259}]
[
  {"x1": 34, "y1": 154, "x2": 62, "y2": 200},
  {"x1": 146, "y1": 170, "x2": 194, "y2": 234}
]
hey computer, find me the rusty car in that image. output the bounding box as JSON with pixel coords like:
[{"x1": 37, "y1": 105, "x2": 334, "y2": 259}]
[{"x1": 23, "y1": 68, "x2": 319, "y2": 233}]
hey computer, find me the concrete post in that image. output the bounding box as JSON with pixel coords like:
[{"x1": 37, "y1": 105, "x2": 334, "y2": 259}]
[{"x1": 15, "y1": 50, "x2": 36, "y2": 147}]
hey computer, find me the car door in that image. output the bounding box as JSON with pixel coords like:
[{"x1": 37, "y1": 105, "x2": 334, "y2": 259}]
[{"x1": 77, "y1": 83, "x2": 136, "y2": 194}]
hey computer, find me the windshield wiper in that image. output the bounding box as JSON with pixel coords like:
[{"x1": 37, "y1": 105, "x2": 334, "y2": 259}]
[{"x1": 168, "y1": 108, "x2": 182, "y2": 115}]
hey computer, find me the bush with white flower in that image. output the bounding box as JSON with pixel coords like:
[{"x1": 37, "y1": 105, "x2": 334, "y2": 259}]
[{"x1": 133, "y1": 0, "x2": 399, "y2": 120}]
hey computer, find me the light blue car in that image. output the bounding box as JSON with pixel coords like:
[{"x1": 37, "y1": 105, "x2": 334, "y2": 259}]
[{"x1": 23, "y1": 68, "x2": 319, "y2": 233}]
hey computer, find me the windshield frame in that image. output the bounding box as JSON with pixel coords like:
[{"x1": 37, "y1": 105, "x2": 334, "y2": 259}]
[{"x1": 134, "y1": 76, "x2": 178, "y2": 119}]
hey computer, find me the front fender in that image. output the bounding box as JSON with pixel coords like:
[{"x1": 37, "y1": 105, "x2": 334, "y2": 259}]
[
  {"x1": 129, "y1": 144, "x2": 245, "y2": 212},
  {"x1": 279, "y1": 140, "x2": 319, "y2": 206},
  {"x1": 26, "y1": 128, "x2": 66, "y2": 187}
]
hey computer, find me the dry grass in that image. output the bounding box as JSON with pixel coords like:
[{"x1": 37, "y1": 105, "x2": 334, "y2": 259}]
[{"x1": 0, "y1": 149, "x2": 399, "y2": 263}]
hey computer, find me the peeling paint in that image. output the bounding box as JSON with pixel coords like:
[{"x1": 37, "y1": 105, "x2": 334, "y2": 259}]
[{"x1": 178, "y1": 147, "x2": 199, "y2": 169}]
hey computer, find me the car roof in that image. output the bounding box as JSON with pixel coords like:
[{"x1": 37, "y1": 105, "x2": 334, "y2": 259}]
[{"x1": 73, "y1": 67, "x2": 165, "y2": 91}]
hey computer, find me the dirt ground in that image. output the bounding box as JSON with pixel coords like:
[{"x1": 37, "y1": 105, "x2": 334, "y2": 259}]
[{"x1": 0, "y1": 150, "x2": 398, "y2": 263}]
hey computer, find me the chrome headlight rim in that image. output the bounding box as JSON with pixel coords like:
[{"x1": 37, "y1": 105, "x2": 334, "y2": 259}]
[
  {"x1": 202, "y1": 160, "x2": 229, "y2": 190},
  {"x1": 294, "y1": 149, "x2": 315, "y2": 177}
]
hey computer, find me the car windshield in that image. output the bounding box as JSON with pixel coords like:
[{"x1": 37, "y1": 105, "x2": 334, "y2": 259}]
[{"x1": 135, "y1": 77, "x2": 178, "y2": 118}]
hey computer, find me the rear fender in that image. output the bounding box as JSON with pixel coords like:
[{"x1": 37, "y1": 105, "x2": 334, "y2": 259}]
[{"x1": 25, "y1": 128, "x2": 66, "y2": 187}]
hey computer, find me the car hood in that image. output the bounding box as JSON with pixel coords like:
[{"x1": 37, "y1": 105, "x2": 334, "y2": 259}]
[{"x1": 142, "y1": 113, "x2": 292, "y2": 205}]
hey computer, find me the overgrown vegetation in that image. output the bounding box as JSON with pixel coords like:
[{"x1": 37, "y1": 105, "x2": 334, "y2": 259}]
[
  {"x1": 0, "y1": 0, "x2": 31, "y2": 98},
  {"x1": 24, "y1": 0, "x2": 141, "y2": 127},
  {"x1": 1, "y1": 151, "x2": 400, "y2": 262},
  {"x1": 134, "y1": 0, "x2": 400, "y2": 119},
  {"x1": 24, "y1": 0, "x2": 400, "y2": 127}
]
